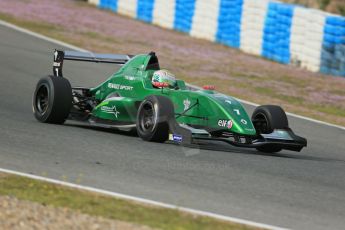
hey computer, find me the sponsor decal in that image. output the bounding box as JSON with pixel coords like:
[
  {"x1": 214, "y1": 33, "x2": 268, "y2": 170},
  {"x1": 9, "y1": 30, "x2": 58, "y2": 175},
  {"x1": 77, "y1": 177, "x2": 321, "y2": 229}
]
[
  {"x1": 227, "y1": 120, "x2": 233, "y2": 128},
  {"x1": 233, "y1": 109, "x2": 240, "y2": 115},
  {"x1": 124, "y1": 75, "x2": 135, "y2": 81},
  {"x1": 183, "y1": 99, "x2": 191, "y2": 111},
  {"x1": 108, "y1": 83, "x2": 133, "y2": 91},
  {"x1": 54, "y1": 50, "x2": 58, "y2": 61},
  {"x1": 241, "y1": 119, "x2": 247, "y2": 125},
  {"x1": 169, "y1": 134, "x2": 183, "y2": 143},
  {"x1": 101, "y1": 105, "x2": 120, "y2": 118},
  {"x1": 218, "y1": 119, "x2": 233, "y2": 129}
]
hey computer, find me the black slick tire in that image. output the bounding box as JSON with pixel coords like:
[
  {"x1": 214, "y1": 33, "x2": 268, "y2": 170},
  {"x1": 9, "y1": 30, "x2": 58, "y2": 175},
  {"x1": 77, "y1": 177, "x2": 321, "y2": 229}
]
[
  {"x1": 252, "y1": 105, "x2": 289, "y2": 153},
  {"x1": 136, "y1": 95, "x2": 173, "y2": 143},
  {"x1": 33, "y1": 75, "x2": 72, "y2": 124}
]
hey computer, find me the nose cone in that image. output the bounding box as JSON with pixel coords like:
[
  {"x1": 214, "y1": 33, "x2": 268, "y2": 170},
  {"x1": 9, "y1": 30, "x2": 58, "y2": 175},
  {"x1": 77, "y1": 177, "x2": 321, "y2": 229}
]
[{"x1": 212, "y1": 94, "x2": 256, "y2": 135}]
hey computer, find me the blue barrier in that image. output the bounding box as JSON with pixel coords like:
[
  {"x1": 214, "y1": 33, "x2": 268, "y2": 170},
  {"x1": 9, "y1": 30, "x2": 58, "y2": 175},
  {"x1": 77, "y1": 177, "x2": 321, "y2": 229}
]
[
  {"x1": 262, "y1": 2, "x2": 294, "y2": 64},
  {"x1": 137, "y1": 0, "x2": 155, "y2": 23},
  {"x1": 174, "y1": 0, "x2": 196, "y2": 33},
  {"x1": 321, "y1": 16, "x2": 345, "y2": 76},
  {"x1": 99, "y1": 0, "x2": 117, "y2": 12},
  {"x1": 216, "y1": 0, "x2": 243, "y2": 48}
]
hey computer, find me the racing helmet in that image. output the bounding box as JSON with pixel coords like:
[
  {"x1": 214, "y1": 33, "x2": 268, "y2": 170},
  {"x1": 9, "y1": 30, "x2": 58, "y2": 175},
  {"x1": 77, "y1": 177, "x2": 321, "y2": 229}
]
[{"x1": 152, "y1": 69, "x2": 176, "y2": 88}]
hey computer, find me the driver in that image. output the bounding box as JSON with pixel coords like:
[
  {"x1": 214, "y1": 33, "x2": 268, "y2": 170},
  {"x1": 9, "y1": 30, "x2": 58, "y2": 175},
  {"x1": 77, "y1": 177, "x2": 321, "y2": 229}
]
[{"x1": 152, "y1": 69, "x2": 176, "y2": 88}]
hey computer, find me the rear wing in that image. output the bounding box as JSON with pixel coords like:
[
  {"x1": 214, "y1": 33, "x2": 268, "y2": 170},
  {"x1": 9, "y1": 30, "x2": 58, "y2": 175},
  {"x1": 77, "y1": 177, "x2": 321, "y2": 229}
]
[{"x1": 53, "y1": 50, "x2": 132, "y2": 77}]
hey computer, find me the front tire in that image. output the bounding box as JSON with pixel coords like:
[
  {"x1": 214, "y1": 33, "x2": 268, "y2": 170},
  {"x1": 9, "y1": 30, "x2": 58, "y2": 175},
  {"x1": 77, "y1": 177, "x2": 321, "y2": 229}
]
[
  {"x1": 33, "y1": 75, "x2": 72, "y2": 124},
  {"x1": 252, "y1": 105, "x2": 289, "y2": 153},
  {"x1": 256, "y1": 145, "x2": 283, "y2": 153},
  {"x1": 136, "y1": 95, "x2": 173, "y2": 143}
]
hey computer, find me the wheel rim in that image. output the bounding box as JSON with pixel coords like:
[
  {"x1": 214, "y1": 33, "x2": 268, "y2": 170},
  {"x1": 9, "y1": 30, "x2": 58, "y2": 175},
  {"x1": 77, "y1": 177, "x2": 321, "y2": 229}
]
[
  {"x1": 254, "y1": 112, "x2": 270, "y2": 134},
  {"x1": 36, "y1": 84, "x2": 49, "y2": 114},
  {"x1": 139, "y1": 101, "x2": 157, "y2": 133}
]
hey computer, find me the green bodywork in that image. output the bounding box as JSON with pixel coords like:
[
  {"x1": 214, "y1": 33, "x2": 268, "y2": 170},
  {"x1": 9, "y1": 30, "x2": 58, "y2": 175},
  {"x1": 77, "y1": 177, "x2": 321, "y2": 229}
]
[{"x1": 88, "y1": 54, "x2": 256, "y2": 136}]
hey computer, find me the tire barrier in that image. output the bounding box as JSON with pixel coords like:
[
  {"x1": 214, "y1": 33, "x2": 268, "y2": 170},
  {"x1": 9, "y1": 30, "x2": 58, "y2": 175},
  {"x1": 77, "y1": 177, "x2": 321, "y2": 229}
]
[{"x1": 88, "y1": 0, "x2": 345, "y2": 77}]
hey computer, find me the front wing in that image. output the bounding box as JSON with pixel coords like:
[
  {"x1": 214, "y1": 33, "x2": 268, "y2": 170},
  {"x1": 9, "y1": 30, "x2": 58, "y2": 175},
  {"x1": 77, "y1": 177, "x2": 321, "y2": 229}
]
[{"x1": 168, "y1": 121, "x2": 307, "y2": 152}]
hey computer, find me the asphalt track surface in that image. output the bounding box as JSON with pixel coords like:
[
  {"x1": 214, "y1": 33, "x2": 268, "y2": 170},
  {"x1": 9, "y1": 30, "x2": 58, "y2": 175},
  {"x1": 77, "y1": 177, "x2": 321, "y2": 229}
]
[{"x1": 0, "y1": 23, "x2": 345, "y2": 230}]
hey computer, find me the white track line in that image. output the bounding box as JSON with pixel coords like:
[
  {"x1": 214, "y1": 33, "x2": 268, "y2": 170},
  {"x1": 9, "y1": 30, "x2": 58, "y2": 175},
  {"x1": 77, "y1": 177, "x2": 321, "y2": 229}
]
[
  {"x1": 1, "y1": 19, "x2": 343, "y2": 131},
  {"x1": 0, "y1": 168, "x2": 288, "y2": 230}
]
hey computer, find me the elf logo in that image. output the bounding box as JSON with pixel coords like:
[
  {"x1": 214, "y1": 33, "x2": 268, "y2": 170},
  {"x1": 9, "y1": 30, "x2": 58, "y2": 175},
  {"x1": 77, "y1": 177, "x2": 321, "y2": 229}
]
[{"x1": 218, "y1": 119, "x2": 233, "y2": 129}]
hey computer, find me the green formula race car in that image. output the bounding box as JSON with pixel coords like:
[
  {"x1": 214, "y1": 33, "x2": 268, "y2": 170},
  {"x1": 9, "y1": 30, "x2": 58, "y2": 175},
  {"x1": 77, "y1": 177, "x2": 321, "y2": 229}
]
[{"x1": 33, "y1": 50, "x2": 307, "y2": 153}]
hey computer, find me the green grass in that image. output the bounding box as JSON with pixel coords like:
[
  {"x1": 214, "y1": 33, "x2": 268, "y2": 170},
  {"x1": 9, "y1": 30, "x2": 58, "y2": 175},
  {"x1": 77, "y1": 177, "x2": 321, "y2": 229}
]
[
  {"x1": 312, "y1": 104, "x2": 345, "y2": 117},
  {"x1": 0, "y1": 174, "x2": 260, "y2": 230},
  {"x1": 0, "y1": 13, "x2": 63, "y2": 39}
]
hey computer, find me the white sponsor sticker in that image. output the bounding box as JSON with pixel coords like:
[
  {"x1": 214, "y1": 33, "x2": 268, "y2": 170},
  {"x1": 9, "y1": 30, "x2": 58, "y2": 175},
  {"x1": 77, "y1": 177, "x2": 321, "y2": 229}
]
[
  {"x1": 108, "y1": 83, "x2": 133, "y2": 91},
  {"x1": 225, "y1": 100, "x2": 232, "y2": 105},
  {"x1": 124, "y1": 75, "x2": 135, "y2": 81},
  {"x1": 218, "y1": 119, "x2": 233, "y2": 129},
  {"x1": 183, "y1": 99, "x2": 191, "y2": 111},
  {"x1": 241, "y1": 119, "x2": 247, "y2": 125},
  {"x1": 54, "y1": 50, "x2": 58, "y2": 61},
  {"x1": 101, "y1": 105, "x2": 120, "y2": 118}
]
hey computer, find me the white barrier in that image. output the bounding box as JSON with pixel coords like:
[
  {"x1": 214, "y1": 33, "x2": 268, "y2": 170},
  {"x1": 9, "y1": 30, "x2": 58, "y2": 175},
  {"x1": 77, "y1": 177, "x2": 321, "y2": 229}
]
[{"x1": 153, "y1": 0, "x2": 176, "y2": 29}]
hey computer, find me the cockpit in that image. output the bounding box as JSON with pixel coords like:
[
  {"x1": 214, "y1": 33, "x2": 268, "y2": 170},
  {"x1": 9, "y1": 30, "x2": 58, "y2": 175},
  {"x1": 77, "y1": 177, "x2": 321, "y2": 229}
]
[{"x1": 145, "y1": 52, "x2": 186, "y2": 90}]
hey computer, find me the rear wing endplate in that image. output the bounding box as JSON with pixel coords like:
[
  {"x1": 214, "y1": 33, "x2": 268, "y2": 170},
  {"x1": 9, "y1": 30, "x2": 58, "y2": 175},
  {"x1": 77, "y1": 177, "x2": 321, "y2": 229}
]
[{"x1": 53, "y1": 50, "x2": 131, "y2": 77}]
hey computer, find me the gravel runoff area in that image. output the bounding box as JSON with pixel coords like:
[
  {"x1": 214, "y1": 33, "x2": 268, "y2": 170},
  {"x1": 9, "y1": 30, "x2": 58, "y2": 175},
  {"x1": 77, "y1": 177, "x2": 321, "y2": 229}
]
[
  {"x1": 0, "y1": 172, "x2": 152, "y2": 230},
  {"x1": 0, "y1": 0, "x2": 344, "y2": 126},
  {"x1": 0, "y1": 195, "x2": 153, "y2": 230},
  {"x1": 0, "y1": 196, "x2": 151, "y2": 230}
]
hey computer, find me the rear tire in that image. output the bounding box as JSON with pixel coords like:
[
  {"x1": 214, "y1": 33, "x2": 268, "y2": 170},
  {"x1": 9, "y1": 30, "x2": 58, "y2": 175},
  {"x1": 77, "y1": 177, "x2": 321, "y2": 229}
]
[
  {"x1": 136, "y1": 95, "x2": 173, "y2": 143},
  {"x1": 33, "y1": 75, "x2": 72, "y2": 124},
  {"x1": 252, "y1": 105, "x2": 289, "y2": 153}
]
